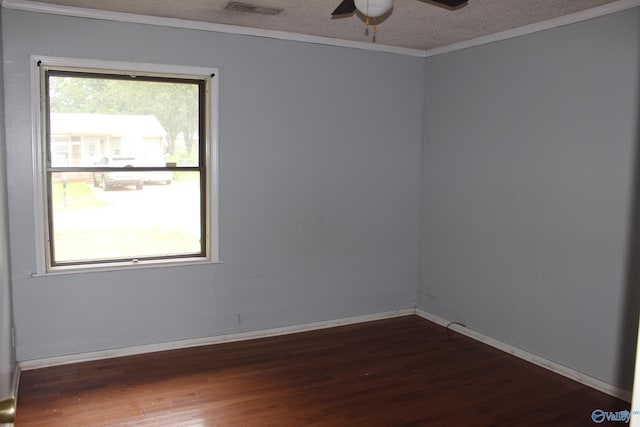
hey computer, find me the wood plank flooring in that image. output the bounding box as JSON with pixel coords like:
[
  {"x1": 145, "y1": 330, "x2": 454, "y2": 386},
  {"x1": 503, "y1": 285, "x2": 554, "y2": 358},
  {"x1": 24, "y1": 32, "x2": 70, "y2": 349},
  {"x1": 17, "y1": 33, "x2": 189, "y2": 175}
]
[{"x1": 15, "y1": 316, "x2": 629, "y2": 426}]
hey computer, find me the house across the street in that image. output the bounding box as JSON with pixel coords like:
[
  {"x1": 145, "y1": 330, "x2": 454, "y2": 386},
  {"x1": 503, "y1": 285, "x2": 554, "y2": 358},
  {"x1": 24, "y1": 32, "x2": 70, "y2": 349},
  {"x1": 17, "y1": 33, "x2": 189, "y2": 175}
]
[{"x1": 50, "y1": 113, "x2": 167, "y2": 168}]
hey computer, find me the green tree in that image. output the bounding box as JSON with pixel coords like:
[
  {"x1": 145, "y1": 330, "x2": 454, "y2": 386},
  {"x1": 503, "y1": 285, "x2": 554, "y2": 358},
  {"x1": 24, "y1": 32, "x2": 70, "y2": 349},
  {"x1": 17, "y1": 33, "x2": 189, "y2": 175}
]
[{"x1": 49, "y1": 76, "x2": 198, "y2": 156}]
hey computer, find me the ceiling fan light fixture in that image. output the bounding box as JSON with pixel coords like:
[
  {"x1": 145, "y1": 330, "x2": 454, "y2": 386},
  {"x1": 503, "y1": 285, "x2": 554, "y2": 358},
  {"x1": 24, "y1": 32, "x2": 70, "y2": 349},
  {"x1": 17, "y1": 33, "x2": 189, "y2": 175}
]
[{"x1": 353, "y1": 0, "x2": 393, "y2": 18}]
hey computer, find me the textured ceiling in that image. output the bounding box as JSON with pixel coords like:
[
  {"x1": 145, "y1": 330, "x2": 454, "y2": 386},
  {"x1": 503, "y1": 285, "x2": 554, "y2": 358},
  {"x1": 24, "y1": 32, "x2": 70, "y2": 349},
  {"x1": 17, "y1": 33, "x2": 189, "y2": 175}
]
[{"x1": 25, "y1": 0, "x2": 620, "y2": 51}]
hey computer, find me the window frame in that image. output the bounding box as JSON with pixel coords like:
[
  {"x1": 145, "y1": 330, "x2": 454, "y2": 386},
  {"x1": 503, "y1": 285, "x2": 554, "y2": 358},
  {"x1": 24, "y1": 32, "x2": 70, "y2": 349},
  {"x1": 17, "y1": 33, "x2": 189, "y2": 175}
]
[{"x1": 31, "y1": 56, "x2": 220, "y2": 275}]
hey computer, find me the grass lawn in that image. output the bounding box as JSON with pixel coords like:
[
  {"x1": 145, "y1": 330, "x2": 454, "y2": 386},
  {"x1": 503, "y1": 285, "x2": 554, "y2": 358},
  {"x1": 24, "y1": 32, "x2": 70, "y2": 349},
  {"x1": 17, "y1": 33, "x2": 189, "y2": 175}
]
[
  {"x1": 53, "y1": 226, "x2": 201, "y2": 262},
  {"x1": 52, "y1": 181, "x2": 107, "y2": 210},
  {"x1": 50, "y1": 179, "x2": 202, "y2": 263}
]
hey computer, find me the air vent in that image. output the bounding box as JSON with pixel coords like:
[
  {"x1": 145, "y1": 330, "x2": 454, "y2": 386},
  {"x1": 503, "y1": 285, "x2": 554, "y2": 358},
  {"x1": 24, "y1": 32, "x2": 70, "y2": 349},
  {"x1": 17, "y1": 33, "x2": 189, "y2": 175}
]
[{"x1": 225, "y1": 2, "x2": 283, "y2": 15}]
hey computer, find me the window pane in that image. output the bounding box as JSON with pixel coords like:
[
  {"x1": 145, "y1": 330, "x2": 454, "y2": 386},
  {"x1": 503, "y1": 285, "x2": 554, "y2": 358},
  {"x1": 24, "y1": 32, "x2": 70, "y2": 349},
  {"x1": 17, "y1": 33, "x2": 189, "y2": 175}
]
[
  {"x1": 50, "y1": 172, "x2": 202, "y2": 264},
  {"x1": 48, "y1": 76, "x2": 200, "y2": 168}
]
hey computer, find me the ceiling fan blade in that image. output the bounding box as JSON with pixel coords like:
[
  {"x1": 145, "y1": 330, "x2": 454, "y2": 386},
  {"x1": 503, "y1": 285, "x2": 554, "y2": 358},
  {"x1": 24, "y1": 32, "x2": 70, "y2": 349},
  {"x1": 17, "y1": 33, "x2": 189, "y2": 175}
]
[
  {"x1": 429, "y1": 0, "x2": 468, "y2": 7},
  {"x1": 331, "y1": 0, "x2": 356, "y2": 16}
]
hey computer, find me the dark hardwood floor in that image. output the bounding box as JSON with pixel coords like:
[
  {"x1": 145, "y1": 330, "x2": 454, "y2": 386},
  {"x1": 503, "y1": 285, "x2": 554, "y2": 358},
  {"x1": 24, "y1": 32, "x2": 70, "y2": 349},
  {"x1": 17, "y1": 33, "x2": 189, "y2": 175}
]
[{"x1": 16, "y1": 316, "x2": 629, "y2": 426}]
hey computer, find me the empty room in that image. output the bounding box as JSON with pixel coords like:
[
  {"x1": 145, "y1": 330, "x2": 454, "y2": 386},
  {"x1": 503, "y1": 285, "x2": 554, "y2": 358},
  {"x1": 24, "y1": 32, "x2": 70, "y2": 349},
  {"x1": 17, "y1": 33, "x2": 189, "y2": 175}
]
[{"x1": 0, "y1": 0, "x2": 639, "y2": 425}]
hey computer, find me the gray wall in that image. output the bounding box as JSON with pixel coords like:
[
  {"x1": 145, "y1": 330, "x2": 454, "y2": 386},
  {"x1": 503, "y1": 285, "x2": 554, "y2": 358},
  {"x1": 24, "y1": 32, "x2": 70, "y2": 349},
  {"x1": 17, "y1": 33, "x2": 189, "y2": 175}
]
[
  {"x1": 2, "y1": 10, "x2": 424, "y2": 361},
  {"x1": 420, "y1": 8, "x2": 640, "y2": 390},
  {"x1": 0, "y1": 7, "x2": 17, "y2": 406},
  {"x1": 4, "y1": 0, "x2": 639, "y2": 397}
]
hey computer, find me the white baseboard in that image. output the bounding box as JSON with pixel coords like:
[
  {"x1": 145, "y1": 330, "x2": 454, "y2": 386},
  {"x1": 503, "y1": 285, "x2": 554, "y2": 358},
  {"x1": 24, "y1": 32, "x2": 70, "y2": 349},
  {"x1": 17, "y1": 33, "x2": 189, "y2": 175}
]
[
  {"x1": 18, "y1": 307, "x2": 631, "y2": 403},
  {"x1": 416, "y1": 309, "x2": 632, "y2": 402},
  {"x1": 12, "y1": 365, "x2": 20, "y2": 401},
  {"x1": 19, "y1": 308, "x2": 416, "y2": 371}
]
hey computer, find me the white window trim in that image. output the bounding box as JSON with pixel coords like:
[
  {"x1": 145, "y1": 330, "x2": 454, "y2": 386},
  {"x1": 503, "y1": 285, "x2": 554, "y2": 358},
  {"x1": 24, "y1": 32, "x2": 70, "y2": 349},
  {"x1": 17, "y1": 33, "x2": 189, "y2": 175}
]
[{"x1": 30, "y1": 55, "x2": 221, "y2": 275}]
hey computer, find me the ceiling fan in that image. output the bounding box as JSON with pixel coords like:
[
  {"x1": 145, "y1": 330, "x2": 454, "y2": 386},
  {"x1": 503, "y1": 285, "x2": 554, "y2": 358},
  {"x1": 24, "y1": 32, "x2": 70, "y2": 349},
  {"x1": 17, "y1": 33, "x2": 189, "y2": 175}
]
[{"x1": 332, "y1": 0, "x2": 469, "y2": 42}]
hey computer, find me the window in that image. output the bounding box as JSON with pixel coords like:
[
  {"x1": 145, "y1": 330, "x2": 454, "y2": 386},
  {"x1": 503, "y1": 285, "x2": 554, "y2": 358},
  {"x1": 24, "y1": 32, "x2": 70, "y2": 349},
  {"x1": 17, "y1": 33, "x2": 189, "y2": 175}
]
[{"x1": 34, "y1": 58, "x2": 219, "y2": 273}]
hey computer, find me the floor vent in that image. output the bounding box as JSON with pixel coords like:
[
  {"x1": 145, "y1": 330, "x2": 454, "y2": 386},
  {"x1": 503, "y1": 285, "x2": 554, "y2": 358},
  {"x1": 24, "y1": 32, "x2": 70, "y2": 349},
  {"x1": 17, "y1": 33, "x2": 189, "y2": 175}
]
[{"x1": 225, "y1": 2, "x2": 284, "y2": 15}]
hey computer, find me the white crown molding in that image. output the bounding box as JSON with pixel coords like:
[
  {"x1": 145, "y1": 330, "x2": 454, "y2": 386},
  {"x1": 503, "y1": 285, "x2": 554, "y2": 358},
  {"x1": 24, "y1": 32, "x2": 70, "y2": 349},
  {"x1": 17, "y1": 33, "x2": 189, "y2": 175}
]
[
  {"x1": 2, "y1": 0, "x2": 638, "y2": 58},
  {"x1": 423, "y1": 0, "x2": 640, "y2": 57},
  {"x1": 416, "y1": 309, "x2": 633, "y2": 402},
  {"x1": 0, "y1": 0, "x2": 425, "y2": 57}
]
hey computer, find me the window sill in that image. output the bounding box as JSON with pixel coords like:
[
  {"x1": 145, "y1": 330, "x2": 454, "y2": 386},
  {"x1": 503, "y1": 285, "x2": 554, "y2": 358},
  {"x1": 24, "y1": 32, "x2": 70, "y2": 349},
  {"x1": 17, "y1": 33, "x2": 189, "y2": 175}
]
[{"x1": 32, "y1": 257, "x2": 223, "y2": 277}]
